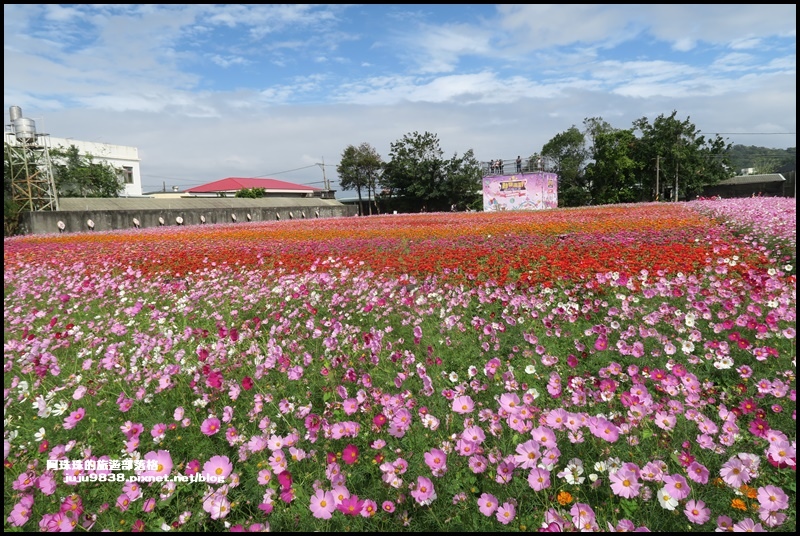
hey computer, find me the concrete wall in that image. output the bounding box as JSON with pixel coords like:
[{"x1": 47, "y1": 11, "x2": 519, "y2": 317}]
[{"x1": 19, "y1": 199, "x2": 358, "y2": 235}]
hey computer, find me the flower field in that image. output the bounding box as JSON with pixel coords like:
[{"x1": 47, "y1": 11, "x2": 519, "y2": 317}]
[{"x1": 3, "y1": 198, "x2": 795, "y2": 532}]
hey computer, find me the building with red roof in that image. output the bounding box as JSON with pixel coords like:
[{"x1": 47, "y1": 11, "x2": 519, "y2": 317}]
[{"x1": 185, "y1": 177, "x2": 331, "y2": 198}]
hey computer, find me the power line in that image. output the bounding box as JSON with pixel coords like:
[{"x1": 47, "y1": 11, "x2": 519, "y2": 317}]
[{"x1": 714, "y1": 132, "x2": 796, "y2": 135}]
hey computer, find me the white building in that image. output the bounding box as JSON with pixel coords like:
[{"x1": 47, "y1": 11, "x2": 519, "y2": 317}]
[
  {"x1": 47, "y1": 137, "x2": 143, "y2": 197},
  {"x1": 5, "y1": 106, "x2": 143, "y2": 197}
]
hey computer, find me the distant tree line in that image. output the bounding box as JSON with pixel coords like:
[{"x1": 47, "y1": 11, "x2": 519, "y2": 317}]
[{"x1": 336, "y1": 110, "x2": 796, "y2": 212}]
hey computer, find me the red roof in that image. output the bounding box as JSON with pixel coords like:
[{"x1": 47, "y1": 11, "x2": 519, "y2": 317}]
[{"x1": 186, "y1": 177, "x2": 321, "y2": 193}]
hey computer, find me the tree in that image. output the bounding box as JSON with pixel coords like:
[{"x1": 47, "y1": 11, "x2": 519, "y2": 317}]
[
  {"x1": 235, "y1": 187, "x2": 266, "y2": 199},
  {"x1": 381, "y1": 131, "x2": 483, "y2": 212},
  {"x1": 583, "y1": 123, "x2": 643, "y2": 205},
  {"x1": 337, "y1": 143, "x2": 383, "y2": 215},
  {"x1": 50, "y1": 144, "x2": 123, "y2": 198},
  {"x1": 541, "y1": 126, "x2": 590, "y2": 207},
  {"x1": 3, "y1": 143, "x2": 21, "y2": 236},
  {"x1": 632, "y1": 111, "x2": 732, "y2": 201}
]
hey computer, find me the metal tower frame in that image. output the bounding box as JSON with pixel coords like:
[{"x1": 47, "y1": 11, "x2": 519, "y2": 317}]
[{"x1": 4, "y1": 130, "x2": 59, "y2": 212}]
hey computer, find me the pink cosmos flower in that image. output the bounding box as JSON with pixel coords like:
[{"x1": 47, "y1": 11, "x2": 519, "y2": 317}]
[
  {"x1": 424, "y1": 448, "x2": 447, "y2": 475},
  {"x1": 203, "y1": 491, "x2": 231, "y2": 520},
  {"x1": 686, "y1": 461, "x2": 710, "y2": 484},
  {"x1": 720, "y1": 458, "x2": 749, "y2": 487},
  {"x1": 477, "y1": 492, "x2": 498, "y2": 516},
  {"x1": 451, "y1": 395, "x2": 475, "y2": 414},
  {"x1": 382, "y1": 500, "x2": 395, "y2": 513},
  {"x1": 757, "y1": 485, "x2": 789, "y2": 511},
  {"x1": 570, "y1": 503, "x2": 597, "y2": 531},
  {"x1": 609, "y1": 468, "x2": 641, "y2": 499},
  {"x1": 241, "y1": 376, "x2": 253, "y2": 391},
  {"x1": 684, "y1": 499, "x2": 711, "y2": 524},
  {"x1": 116, "y1": 493, "x2": 131, "y2": 512},
  {"x1": 6, "y1": 495, "x2": 33, "y2": 527},
  {"x1": 200, "y1": 417, "x2": 221, "y2": 436},
  {"x1": 63, "y1": 408, "x2": 85, "y2": 430},
  {"x1": 496, "y1": 502, "x2": 516, "y2": 525},
  {"x1": 140, "y1": 450, "x2": 173, "y2": 479},
  {"x1": 527, "y1": 467, "x2": 551, "y2": 491},
  {"x1": 410, "y1": 476, "x2": 436, "y2": 506},
  {"x1": 202, "y1": 455, "x2": 233, "y2": 482},
  {"x1": 514, "y1": 439, "x2": 541, "y2": 469},
  {"x1": 361, "y1": 499, "x2": 378, "y2": 518},
  {"x1": 309, "y1": 489, "x2": 336, "y2": 519},
  {"x1": 732, "y1": 518, "x2": 765, "y2": 532},
  {"x1": 662, "y1": 474, "x2": 690, "y2": 500},
  {"x1": 142, "y1": 498, "x2": 156, "y2": 513}
]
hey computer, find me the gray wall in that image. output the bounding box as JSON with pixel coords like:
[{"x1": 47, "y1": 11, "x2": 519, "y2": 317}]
[{"x1": 19, "y1": 201, "x2": 358, "y2": 235}]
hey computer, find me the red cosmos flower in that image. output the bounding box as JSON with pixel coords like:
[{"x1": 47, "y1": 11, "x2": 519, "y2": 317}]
[{"x1": 241, "y1": 377, "x2": 254, "y2": 391}]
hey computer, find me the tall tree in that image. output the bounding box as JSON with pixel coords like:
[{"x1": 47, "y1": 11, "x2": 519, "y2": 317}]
[
  {"x1": 632, "y1": 111, "x2": 732, "y2": 201},
  {"x1": 541, "y1": 126, "x2": 590, "y2": 207},
  {"x1": 337, "y1": 143, "x2": 383, "y2": 215},
  {"x1": 50, "y1": 144, "x2": 123, "y2": 198},
  {"x1": 381, "y1": 131, "x2": 482, "y2": 212},
  {"x1": 584, "y1": 126, "x2": 643, "y2": 205}
]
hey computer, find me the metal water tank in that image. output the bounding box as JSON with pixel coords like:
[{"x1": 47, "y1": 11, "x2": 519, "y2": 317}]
[
  {"x1": 13, "y1": 117, "x2": 37, "y2": 143},
  {"x1": 9, "y1": 106, "x2": 23, "y2": 122}
]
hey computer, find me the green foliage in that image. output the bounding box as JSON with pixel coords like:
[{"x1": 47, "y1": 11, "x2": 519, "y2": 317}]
[
  {"x1": 541, "y1": 126, "x2": 590, "y2": 207},
  {"x1": 381, "y1": 131, "x2": 483, "y2": 212},
  {"x1": 49, "y1": 144, "x2": 123, "y2": 198},
  {"x1": 235, "y1": 187, "x2": 266, "y2": 199},
  {"x1": 541, "y1": 111, "x2": 736, "y2": 206},
  {"x1": 3, "y1": 144, "x2": 21, "y2": 236},
  {"x1": 337, "y1": 143, "x2": 383, "y2": 215},
  {"x1": 726, "y1": 145, "x2": 796, "y2": 175},
  {"x1": 631, "y1": 111, "x2": 732, "y2": 201}
]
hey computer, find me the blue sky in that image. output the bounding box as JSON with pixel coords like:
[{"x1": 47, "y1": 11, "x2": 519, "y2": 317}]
[{"x1": 4, "y1": 4, "x2": 796, "y2": 195}]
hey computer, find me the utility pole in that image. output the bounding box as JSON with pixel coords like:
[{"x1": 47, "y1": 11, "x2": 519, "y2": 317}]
[
  {"x1": 655, "y1": 155, "x2": 660, "y2": 201},
  {"x1": 319, "y1": 158, "x2": 329, "y2": 191}
]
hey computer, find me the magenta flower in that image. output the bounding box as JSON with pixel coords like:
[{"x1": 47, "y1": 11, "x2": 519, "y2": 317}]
[
  {"x1": 241, "y1": 376, "x2": 254, "y2": 391},
  {"x1": 477, "y1": 492, "x2": 498, "y2": 516},
  {"x1": 341, "y1": 444, "x2": 359, "y2": 465},
  {"x1": 309, "y1": 489, "x2": 336, "y2": 519},
  {"x1": 200, "y1": 417, "x2": 221, "y2": 436},
  {"x1": 202, "y1": 455, "x2": 233, "y2": 482},
  {"x1": 185, "y1": 459, "x2": 200, "y2": 476},
  {"x1": 337, "y1": 494, "x2": 364, "y2": 517},
  {"x1": 63, "y1": 408, "x2": 85, "y2": 430},
  {"x1": 684, "y1": 499, "x2": 711, "y2": 524}
]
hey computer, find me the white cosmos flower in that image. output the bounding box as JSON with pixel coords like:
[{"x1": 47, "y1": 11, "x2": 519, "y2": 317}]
[
  {"x1": 657, "y1": 487, "x2": 678, "y2": 510},
  {"x1": 52, "y1": 401, "x2": 69, "y2": 417},
  {"x1": 34, "y1": 428, "x2": 46, "y2": 442}
]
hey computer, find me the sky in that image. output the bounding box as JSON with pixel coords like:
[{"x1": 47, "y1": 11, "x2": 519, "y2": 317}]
[{"x1": 4, "y1": 4, "x2": 796, "y2": 196}]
